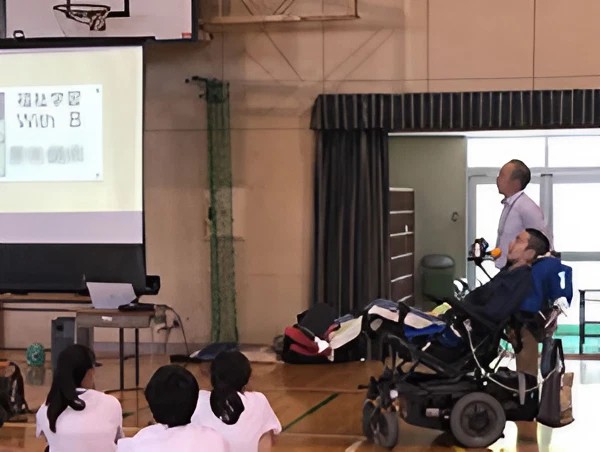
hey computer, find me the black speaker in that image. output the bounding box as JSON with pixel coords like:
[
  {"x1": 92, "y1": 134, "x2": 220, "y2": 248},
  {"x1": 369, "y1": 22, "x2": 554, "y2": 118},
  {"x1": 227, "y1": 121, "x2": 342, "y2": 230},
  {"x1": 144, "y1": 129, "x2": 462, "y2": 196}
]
[
  {"x1": 51, "y1": 318, "x2": 93, "y2": 372},
  {"x1": 141, "y1": 275, "x2": 161, "y2": 295}
]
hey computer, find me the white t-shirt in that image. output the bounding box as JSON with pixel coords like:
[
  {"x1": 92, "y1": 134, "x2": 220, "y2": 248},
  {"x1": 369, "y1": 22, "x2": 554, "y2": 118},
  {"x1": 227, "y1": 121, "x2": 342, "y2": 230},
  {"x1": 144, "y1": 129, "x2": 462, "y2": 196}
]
[
  {"x1": 36, "y1": 389, "x2": 123, "y2": 452},
  {"x1": 191, "y1": 390, "x2": 282, "y2": 452},
  {"x1": 117, "y1": 423, "x2": 228, "y2": 452}
]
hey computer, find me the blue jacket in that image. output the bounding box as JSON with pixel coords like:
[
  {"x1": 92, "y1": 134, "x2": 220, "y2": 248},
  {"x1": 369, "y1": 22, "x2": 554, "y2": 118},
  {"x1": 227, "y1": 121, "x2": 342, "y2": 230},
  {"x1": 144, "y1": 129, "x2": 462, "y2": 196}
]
[{"x1": 464, "y1": 265, "x2": 533, "y2": 323}]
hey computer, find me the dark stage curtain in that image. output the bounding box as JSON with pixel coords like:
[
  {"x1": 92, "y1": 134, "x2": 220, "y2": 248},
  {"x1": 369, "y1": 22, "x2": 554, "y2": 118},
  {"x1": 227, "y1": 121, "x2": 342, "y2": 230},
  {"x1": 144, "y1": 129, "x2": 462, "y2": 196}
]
[{"x1": 312, "y1": 127, "x2": 390, "y2": 316}]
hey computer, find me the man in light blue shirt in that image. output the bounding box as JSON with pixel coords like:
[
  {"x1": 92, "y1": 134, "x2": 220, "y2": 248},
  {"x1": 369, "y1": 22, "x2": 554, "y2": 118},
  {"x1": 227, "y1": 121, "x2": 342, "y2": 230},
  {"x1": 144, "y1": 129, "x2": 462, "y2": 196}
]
[{"x1": 495, "y1": 159, "x2": 550, "y2": 269}]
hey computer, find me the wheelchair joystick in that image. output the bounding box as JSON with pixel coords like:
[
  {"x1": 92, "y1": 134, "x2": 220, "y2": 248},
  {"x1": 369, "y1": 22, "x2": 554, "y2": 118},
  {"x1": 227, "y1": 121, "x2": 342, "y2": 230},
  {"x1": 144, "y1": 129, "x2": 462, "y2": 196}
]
[{"x1": 468, "y1": 238, "x2": 501, "y2": 280}]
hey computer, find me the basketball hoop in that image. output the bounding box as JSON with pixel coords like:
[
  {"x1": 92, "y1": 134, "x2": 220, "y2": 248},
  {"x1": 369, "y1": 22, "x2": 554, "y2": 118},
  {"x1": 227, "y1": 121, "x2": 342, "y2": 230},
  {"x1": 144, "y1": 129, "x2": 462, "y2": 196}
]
[{"x1": 53, "y1": 3, "x2": 111, "y2": 35}]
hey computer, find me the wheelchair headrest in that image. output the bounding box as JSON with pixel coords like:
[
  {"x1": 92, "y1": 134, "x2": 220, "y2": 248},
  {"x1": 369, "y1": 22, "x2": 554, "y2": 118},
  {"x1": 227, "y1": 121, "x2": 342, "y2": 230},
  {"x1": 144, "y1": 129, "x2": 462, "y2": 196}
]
[{"x1": 521, "y1": 256, "x2": 573, "y2": 313}]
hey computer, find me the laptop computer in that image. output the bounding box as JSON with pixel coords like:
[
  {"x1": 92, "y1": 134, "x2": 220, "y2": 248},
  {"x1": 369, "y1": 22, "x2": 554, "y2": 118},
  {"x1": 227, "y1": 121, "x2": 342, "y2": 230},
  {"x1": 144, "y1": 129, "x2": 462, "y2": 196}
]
[{"x1": 86, "y1": 282, "x2": 137, "y2": 310}]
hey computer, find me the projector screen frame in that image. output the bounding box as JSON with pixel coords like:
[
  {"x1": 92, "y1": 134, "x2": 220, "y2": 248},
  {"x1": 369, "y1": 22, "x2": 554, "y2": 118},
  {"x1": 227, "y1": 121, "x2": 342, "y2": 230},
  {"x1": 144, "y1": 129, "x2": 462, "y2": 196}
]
[
  {"x1": 0, "y1": 35, "x2": 150, "y2": 49},
  {"x1": 0, "y1": 40, "x2": 151, "y2": 295},
  {"x1": 0, "y1": 2, "x2": 5, "y2": 41}
]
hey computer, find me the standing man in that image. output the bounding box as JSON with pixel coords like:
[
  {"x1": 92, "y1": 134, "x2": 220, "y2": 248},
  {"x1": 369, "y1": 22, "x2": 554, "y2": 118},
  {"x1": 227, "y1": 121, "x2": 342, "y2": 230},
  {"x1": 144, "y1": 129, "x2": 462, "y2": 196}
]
[
  {"x1": 495, "y1": 159, "x2": 550, "y2": 269},
  {"x1": 495, "y1": 160, "x2": 550, "y2": 442}
]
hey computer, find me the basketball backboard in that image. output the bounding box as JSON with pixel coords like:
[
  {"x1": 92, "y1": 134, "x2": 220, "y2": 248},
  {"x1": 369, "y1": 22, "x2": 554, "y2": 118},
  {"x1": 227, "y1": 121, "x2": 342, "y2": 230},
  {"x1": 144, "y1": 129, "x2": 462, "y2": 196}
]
[{"x1": 2, "y1": 0, "x2": 198, "y2": 40}]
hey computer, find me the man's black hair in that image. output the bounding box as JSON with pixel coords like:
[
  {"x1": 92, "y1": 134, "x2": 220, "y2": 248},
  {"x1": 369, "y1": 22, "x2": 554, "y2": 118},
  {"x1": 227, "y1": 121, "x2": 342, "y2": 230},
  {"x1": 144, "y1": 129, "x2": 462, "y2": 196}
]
[
  {"x1": 509, "y1": 159, "x2": 531, "y2": 190},
  {"x1": 526, "y1": 228, "x2": 551, "y2": 256}
]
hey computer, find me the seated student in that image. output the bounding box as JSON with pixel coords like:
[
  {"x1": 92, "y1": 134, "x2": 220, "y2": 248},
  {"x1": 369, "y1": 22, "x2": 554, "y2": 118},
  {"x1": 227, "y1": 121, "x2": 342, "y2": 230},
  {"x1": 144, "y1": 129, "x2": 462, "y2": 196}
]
[
  {"x1": 191, "y1": 351, "x2": 282, "y2": 452},
  {"x1": 117, "y1": 365, "x2": 227, "y2": 452},
  {"x1": 36, "y1": 344, "x2": 123, "y2": 452}
]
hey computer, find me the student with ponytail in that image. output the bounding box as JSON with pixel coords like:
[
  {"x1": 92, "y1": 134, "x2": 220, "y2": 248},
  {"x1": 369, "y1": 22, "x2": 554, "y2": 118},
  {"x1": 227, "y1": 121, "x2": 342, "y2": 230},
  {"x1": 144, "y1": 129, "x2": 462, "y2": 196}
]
[
  {"x1": 191, "y1": 351, "x2": 281, "y2": 452},
  {"x1": 36, "y1": 344, "x2": 123, "y2": 452}
]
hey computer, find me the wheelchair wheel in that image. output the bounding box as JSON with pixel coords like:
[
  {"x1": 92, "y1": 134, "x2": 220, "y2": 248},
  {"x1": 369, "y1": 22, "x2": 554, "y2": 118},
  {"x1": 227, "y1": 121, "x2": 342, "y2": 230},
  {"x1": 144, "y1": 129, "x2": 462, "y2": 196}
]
[
  {"x1": 0, "y1": 408, "x2": 7, "y2": 428},
  {"x1": 362, "y1": 401, "x2": 376, "y2": 440},
  {"x1": 363, "y1": 404, "x2": 399, "y2": 449},
  {"x1": 374, "y1": 411, "x2": 399, "y2": 449},
  {"x1": 450, "y1": 392, "x2": 506, "y2": 448}
]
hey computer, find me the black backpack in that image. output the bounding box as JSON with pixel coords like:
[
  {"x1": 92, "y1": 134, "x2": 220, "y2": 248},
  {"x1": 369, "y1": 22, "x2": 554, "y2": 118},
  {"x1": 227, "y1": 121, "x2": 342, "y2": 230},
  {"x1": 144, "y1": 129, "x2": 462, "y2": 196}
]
[
  {"x1": 0, "y1": 361, "x2": 30, "y2": 426},
  {"x1": 282, "y1": 304, "x2": 368, "y2": 364}
]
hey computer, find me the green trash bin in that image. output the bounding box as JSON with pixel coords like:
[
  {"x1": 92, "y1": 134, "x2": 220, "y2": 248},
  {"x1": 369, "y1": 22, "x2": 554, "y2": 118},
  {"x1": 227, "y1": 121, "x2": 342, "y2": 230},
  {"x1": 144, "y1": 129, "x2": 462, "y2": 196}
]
[{"x1": 420, "y1": 254, "x2": 456, "y2": 303}]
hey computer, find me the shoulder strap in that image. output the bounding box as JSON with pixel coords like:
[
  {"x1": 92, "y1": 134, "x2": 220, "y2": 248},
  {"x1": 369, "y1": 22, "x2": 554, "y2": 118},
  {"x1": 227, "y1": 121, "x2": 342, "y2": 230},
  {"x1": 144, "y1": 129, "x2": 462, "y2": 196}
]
[
  {"x1": 541, "y1": 338, "x2": 564, "y2": 378},
  {"x1": 555, "y1": 339, "x2": 565, "y2": 375},
  {"x1": 8, "y1": 362, "x2": 30, "y2": 414}
]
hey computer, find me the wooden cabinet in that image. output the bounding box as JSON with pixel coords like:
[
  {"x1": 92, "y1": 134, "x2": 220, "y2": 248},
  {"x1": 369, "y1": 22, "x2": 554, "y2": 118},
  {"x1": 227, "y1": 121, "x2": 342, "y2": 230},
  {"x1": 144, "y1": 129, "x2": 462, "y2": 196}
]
[{"x1": 389, "y1": 188, "x2": 414, "y2": 304}]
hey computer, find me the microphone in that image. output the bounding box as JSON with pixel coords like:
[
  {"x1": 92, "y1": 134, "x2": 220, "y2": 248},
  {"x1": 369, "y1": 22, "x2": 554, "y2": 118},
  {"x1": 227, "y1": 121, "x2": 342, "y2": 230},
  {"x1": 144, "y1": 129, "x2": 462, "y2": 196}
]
[
  {"x1": 472, "y1": 247, "x2": 501, "y2": 260},
  {"x1": 489, "y1": 248, "x2": 502, "y2": 259}
]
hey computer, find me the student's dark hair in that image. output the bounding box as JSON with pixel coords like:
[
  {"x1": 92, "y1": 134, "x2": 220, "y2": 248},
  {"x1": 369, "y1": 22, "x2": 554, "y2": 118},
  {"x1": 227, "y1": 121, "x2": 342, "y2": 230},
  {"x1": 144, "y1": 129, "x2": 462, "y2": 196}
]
[
  {"x1": 509, "y1": 159, "x2": 531, "y2": 190},
  {"x1": 210, "y1": 350, "x2": 251, "y2": 425},
  {"x1": 144, "y1": 365, "x2": 199, "y2": 428},
  {"x1": 45, "y1": 344, "x2": 95, "y2": 433},
  {"x1": 526, "y1": 228, "x2": 551, "y2": 257}
]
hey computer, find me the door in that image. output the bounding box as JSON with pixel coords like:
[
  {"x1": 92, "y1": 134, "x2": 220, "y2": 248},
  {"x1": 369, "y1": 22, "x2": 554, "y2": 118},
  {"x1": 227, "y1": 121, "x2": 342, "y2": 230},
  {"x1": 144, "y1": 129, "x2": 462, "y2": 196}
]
[
  {"x1": 467, "y1": 134, "x2": 600, "y2": 353},
  {"x1": 548, "y1": 174, "x2": 600, "y2": 329},
  {"x1": 389, "y1": 136, "x2": 467, "y2": 306},
  {"x1": 469, "y1": 169, "x2": 600, "y2": 345}
]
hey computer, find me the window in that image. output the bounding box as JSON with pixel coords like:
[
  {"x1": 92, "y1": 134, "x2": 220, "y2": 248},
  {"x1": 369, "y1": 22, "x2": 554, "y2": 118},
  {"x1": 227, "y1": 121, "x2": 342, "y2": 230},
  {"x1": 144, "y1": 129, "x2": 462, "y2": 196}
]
[
  {"x1": 553, "y1": 183, "x2": 600, "y2": 251},
  {"x1": 467, "y1": 137, "x2": 546, "y2": 168},
  {"x1": 560, "y1": 262, "x2": 600, "y2": 325},
  {"x1": 548, "y1": 136, "x2": 600, "y2": 167}
]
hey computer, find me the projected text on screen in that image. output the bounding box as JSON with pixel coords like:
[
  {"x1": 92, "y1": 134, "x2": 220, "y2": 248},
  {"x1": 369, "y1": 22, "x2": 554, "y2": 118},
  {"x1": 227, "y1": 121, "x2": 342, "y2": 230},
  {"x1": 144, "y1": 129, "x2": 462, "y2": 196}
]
[{"x1": 0, "y1": 85, "x2": 102, "y2": 182}]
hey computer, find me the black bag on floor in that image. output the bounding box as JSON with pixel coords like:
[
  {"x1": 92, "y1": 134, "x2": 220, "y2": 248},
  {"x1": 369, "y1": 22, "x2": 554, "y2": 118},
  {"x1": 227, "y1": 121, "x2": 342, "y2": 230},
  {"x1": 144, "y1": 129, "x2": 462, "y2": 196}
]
[
  {"x1": 282, "y1": 304, "x2": 336, "y2": 364},
  {"x1": 537, "y1": 338, "x2": 574, "y2": 428},
  {"x1": 0, "y1": 361, "x2": 29, "y2": 427},
  {"x1": 282, "y1": 304, "x2": 368, "y2": 364}
]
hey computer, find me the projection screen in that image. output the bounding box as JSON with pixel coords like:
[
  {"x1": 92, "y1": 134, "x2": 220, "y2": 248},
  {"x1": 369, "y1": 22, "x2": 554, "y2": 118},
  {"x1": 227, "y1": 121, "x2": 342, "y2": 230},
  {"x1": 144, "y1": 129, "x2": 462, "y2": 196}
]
[{"x1": 0, "y1": 44, "x2": 146, "y2": 292}]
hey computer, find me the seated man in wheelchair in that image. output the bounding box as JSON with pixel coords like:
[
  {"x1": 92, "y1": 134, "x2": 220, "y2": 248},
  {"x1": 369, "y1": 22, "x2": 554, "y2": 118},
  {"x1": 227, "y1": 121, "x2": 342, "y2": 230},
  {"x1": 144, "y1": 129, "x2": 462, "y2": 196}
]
[
  {"x1": 369, "y1": 228, "x2": 565, "y2": 372},
  {"x1": 362, "y1": 228, "x2": 572, "y2": 449},
  {"x1": 442, "y1": 228, "x2": 550, "y2": 323}
]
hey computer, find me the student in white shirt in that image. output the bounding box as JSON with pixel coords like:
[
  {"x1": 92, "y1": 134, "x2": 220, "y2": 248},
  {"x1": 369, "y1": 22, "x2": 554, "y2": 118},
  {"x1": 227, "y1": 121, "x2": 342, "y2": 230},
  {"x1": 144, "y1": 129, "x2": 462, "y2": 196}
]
[
  {"x1": 117, "y1": 365, "x2": 227, "y2": 452},
  {"x1": 191, "y1": 351, "x2": 282, "y2": 452},
  {"x1": 36, "y1": 344, "x2": 123, "y2": 452}
]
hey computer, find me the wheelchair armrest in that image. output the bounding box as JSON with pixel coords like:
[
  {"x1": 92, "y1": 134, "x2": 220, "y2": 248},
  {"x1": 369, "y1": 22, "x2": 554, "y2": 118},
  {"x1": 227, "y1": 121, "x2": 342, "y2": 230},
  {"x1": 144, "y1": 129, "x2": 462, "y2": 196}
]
[
  {"x1": 520, "y1": 297, "x2": 569, "y2": 340},
  {"x1": 543, "y1": 308, "x2": 560, "y2": 335},
  {"x1": 454, "y1": 279, "x2": 469, "y2": 291},
  {"x1": 441, "y1": 297, "x2": 499, "y2": 334},
  {"x1": 552, "y1": 297, "x2": 570, "y2": 314},
  {"x1": 423, "y1": 294, "x2": 448, "y2": 306}
]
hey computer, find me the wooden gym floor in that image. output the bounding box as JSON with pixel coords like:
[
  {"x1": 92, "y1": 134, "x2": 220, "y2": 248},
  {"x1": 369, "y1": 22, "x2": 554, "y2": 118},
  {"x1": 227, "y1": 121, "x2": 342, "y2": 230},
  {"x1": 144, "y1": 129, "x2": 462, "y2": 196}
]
[{"x1": 0, "y1": 349, "x2": 598, "y2": 451}]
